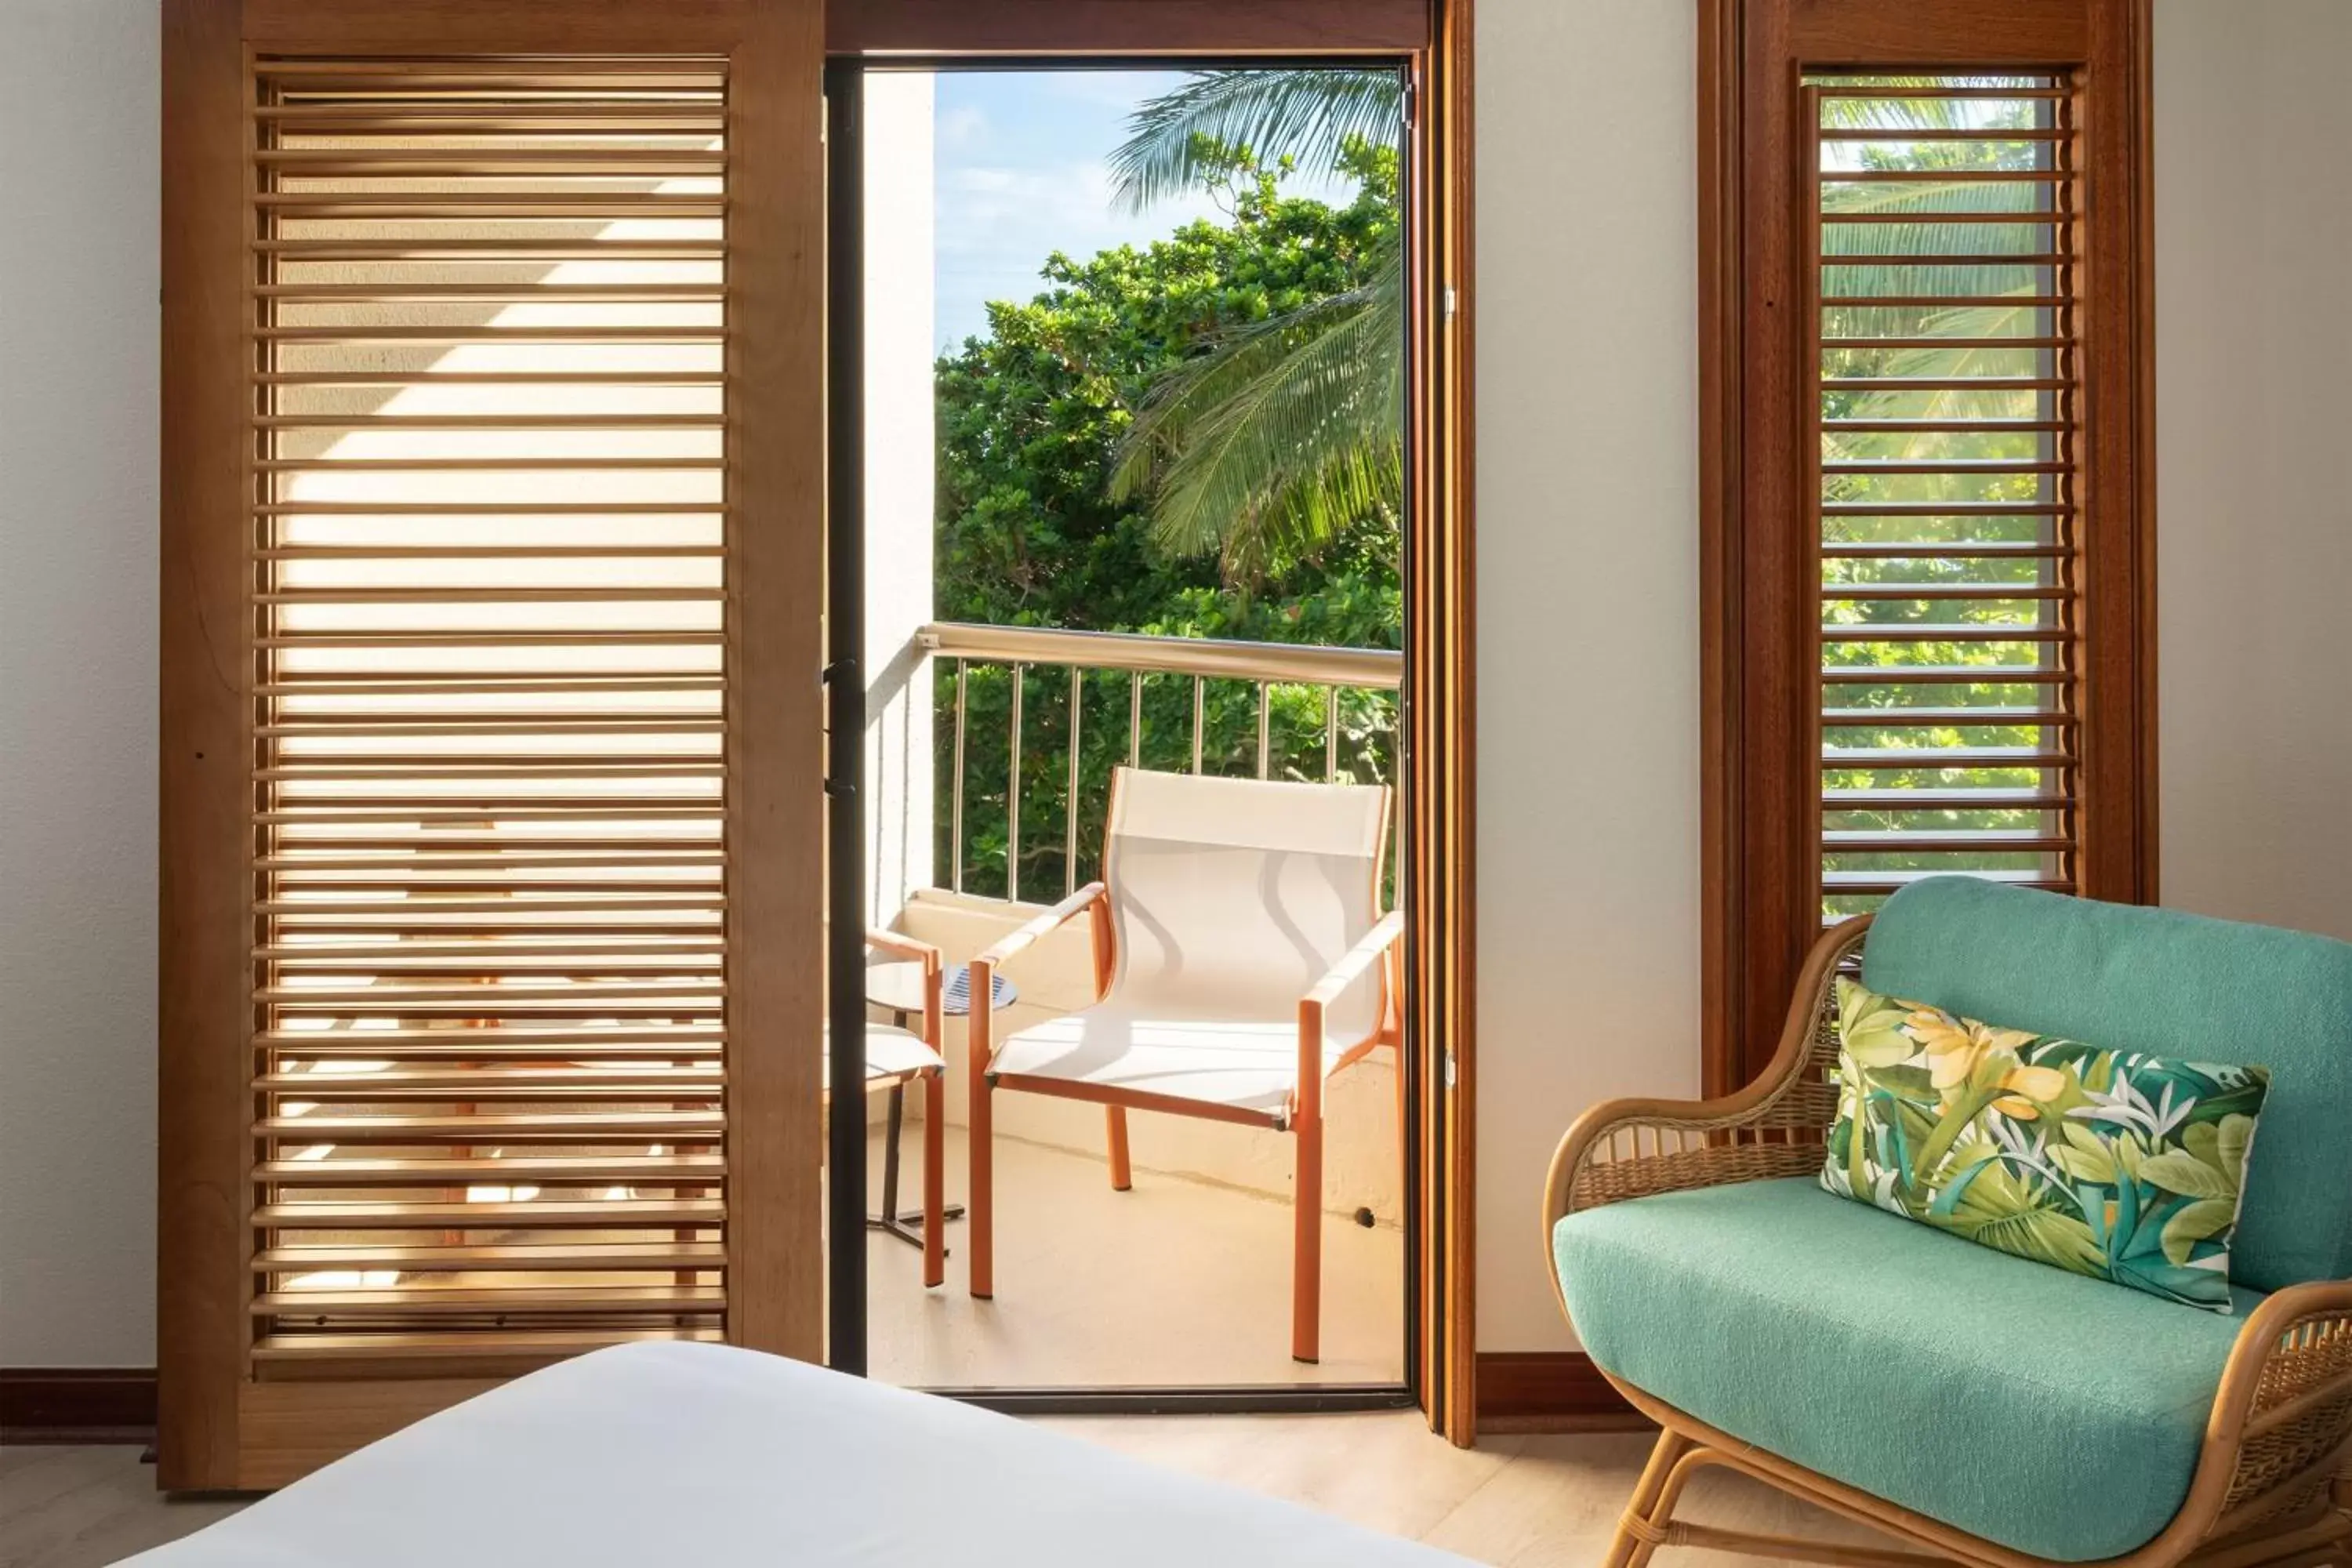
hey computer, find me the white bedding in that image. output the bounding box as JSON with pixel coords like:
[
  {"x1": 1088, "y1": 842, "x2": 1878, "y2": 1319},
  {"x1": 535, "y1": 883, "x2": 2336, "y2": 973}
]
[{"x1": 126, "y1": 1342, "x2": 1472, "y2": 1566}]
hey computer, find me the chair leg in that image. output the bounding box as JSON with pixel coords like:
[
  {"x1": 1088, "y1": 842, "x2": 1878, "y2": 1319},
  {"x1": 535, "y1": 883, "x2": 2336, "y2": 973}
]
[
  {"x1": 1392, "y1": 1040, "x2": 1409, "y2": 1181},
  {"x1": 1622, "y1": 1450, "x2": 1705, "y2": 1568},
  {"x1": 920, "y1": 1069, "x2": 946, "y2": 1289},
  {"x1": 1291, "y1": 1105, "x2": 1323, "y2": 1363},
  {"x1": 1106, "y1": 1105, "x2": 1132, "y2": 1191},
  {"x1": 969, "y1": 1071, "x2": 994, "y2": 1299},
  {"x1": 1600, "y1": 1429, "x2": 1696, "y2": 1568}
]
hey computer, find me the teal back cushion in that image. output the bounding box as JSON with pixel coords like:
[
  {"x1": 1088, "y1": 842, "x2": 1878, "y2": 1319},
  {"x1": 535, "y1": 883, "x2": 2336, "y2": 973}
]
[{"x1": 1862, "y1": 877, "x2": 2352, "y2": 1291}]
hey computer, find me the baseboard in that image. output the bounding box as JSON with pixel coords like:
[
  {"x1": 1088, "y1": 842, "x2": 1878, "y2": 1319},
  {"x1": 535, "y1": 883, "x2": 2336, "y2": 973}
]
[
  {"x1": 1473, "y1": 1352, "x2": 1649, "y2": 1434},
  {"x1": 2, "y1": 1367, "x2": 159, "y2": 1445}
]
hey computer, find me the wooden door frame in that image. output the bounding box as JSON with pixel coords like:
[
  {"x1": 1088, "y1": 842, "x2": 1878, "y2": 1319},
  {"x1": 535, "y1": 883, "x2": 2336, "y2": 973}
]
[
  {"x1": 1696, "y1": 0, "x2": 2158, "y2": 1096},
  {"x1": 158, "y1": 0, "x2": 826, "y2": 1490},
  {"x1": 823, "y1": 0, "x2": 1478, "y2": 1443}
]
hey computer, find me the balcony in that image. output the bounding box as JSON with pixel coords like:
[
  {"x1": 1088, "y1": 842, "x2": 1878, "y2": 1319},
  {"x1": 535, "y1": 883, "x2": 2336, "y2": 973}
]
[{"x1": 858, "y1": 619, "x2": 1410, "y2": 1388}]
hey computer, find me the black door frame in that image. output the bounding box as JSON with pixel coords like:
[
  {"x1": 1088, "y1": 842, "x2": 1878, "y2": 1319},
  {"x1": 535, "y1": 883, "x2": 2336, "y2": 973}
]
[
  {"x1": 824, "y1": 61, "x2": 873, "y2": 1377},
  {"x1": 825, "y1": 53, "x2": 1425, "y2": 1415}
]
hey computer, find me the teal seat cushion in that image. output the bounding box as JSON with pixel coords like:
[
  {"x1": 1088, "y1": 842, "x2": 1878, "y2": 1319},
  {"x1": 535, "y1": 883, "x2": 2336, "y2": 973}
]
[
  {"x1": 1553, "y1": 1178, "x2": 2256, "y2": 1562},
  {"x1": 1862, "y1": 877, "x2": 2352, "y2": 1290}
]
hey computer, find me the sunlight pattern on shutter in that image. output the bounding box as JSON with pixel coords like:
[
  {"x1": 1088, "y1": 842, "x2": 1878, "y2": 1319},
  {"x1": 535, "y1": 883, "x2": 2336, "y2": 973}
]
[
  {"x1": 249, "y1": 58, "x2": 731, "y2": 1373},
  {"x1": 1809, "y1": 75, "x2": 2082, "y2": 920}
]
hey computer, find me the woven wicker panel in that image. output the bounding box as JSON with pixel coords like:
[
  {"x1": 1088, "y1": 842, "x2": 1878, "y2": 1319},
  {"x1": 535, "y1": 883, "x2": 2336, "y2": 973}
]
[{"x1": 2226, "y1": 1313, "x2": 2352, "y2": 1515}]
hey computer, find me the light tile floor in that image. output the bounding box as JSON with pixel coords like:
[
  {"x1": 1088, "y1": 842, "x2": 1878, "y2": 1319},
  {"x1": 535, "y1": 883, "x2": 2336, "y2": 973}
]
[{"x1": 2, "y1": 1424, "x2": 1890, "y2": 1568}]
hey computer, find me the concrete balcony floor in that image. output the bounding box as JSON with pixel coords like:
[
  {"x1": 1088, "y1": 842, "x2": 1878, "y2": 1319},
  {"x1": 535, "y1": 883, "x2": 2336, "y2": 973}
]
[{"x1": 862, "y1": 1124, "x2": 1406, "y2": 1389}]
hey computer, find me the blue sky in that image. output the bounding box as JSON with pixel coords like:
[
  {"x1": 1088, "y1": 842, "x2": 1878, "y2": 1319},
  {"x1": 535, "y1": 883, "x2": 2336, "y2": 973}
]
[{"x1": 931, "y1": 70, "x2": 1354, "y2": 354}]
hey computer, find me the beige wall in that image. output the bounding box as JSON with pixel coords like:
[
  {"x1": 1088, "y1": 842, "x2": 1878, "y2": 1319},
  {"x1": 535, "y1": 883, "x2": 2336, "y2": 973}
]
[
  {"x1": 2152, "y1": 0, "x2": 2352, "y2": 943},
  {"x1": 1467, "y1": 0, "x2": 2352, "y2": 1355},
  {"x1": 1471, "y1": 0, "x2": 1701, "y2": 1352},
  {"x1": 2, "y1": 0, "x2": 2346, "y2": 1370},
  {"x1": 0, "y1": 0, "x2": 158, "y2": 1367}
]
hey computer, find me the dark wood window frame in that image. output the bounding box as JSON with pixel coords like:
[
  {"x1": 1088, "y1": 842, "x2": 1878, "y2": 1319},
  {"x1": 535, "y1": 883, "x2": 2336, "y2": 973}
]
[{"x1": 1698, "y1": 0, "x2": 2158, "y2": 1094}]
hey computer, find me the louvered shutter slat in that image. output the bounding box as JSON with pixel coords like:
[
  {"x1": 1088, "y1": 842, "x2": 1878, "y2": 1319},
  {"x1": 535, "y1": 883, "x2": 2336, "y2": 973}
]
[{"x1": 249, "y1": 57, "x2": 733, "y2": 1369}]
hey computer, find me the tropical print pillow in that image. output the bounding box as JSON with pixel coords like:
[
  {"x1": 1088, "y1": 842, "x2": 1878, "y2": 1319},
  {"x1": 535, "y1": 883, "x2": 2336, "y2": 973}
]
[{"x1": 1822, "y1": 978, "x2": 2270, "y2": 1312}]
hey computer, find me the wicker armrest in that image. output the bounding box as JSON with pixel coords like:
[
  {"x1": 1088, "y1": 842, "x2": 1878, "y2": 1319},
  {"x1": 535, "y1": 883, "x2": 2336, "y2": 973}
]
[
  {"x1": 1539, "y1": 918, "x2": 1870, "y2": 1323},
  {"x1": 2190, "y1": 1279, "x2": 2352, "y2": 1548}
]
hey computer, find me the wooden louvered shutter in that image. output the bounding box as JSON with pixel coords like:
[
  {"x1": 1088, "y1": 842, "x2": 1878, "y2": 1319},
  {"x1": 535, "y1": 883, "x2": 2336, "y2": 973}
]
[
  {"x1": 161, "y1": 1, "x2": 822, "y2": 1491},
  {"x1": 1699, "y1": 0, "x2": 2153, "y2": 1089},
  {"x1": 1812, "y1": 75, "x2": 2088, "y2": 913}
]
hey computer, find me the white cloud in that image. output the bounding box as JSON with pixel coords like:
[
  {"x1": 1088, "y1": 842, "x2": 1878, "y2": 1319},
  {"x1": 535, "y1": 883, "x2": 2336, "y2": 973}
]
[{"x1": 937, "y1": 103, "x2": 988, "y2": 146}]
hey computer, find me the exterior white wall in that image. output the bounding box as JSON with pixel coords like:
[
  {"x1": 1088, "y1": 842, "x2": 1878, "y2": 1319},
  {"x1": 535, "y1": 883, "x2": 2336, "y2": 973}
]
[
  {"x1": 863, "y1": 73, "x2": 938, "y2": 925},
  {"x1": 2152, "y1": 0, "x2": 2352, "y2": 942}
]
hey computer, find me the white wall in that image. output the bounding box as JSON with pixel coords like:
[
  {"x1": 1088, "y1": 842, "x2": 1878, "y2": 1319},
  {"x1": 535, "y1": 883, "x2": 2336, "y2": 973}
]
[
  {"x1": 2153, "y1": 0, "x2": 2352, "y2": 943},
  {"x1": 1472, "y1": 0, "x2": 1701, "y2": 1352},
  {"x1": 1, "y1": 0, "x2": 2345, "y2": 1371},
  {"x1": 0, "y1": 0, "x2": 158, "y2": 1366}
]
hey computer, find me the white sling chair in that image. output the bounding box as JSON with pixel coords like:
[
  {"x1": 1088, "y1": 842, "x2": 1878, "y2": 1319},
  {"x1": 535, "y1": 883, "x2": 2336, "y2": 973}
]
[{"x1": 967, "y1": 767, "x2": 1403, "y2": 1363}]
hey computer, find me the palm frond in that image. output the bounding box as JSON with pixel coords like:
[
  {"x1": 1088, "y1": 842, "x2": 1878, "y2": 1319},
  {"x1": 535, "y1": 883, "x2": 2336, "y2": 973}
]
[
  {"x1": 1109, "y1": 69, "x2": 1402, "y2": 212},
  {"x1": 1112, "y1": 252, "x2": 1404, "y2": 578},
  {"x1": 1823, "y1": 173, "x2": 2061, "y2": 448}
]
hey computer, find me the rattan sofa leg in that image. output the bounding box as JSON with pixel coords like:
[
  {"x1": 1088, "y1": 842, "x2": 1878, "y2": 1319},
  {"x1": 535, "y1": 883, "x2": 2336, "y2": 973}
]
[
  {"x1": 1622, "y1": 1446, "x2": 1719, "y2": 1568},
  {"x1": 1600, "y1": 1429, "x2": 1697, "y2": 1568}
]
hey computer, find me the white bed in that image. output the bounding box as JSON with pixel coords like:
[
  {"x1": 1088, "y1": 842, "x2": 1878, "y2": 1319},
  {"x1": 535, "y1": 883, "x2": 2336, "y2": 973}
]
[{"x1": 125, "y1": 1342, "x2": 1472, "y2": 1566}]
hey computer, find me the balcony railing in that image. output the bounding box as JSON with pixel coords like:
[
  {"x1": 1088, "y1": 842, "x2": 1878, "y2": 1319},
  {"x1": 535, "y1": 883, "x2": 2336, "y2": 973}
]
[{"x1": 918, "y1": 621, "x2": 1403, "y2": 902}]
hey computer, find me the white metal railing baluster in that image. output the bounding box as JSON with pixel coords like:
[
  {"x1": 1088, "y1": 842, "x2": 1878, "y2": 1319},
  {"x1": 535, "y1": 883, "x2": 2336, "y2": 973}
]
[
  {"x1": 952, "y1": 659, "x2": 967, "y2": 895},
  {"x1": 1007, "y1": 664, "x2": 1022, "y2": 903},
  {"x1": 1128, "y1": 671, "x2": 1142, "y2": 768},
  {"x1": 1191, "y1": 675, "x2": 1205, "y2": 775},
  {"x1": 1066, "y1": 666, "x2": 1082, "y2": 896},
  {"x1": 1325, "y1": 685, "x2": 1340, "y2": 782},
  {"x1": 1256, "y1": 682, "x2": 1271, "y2": 779}
]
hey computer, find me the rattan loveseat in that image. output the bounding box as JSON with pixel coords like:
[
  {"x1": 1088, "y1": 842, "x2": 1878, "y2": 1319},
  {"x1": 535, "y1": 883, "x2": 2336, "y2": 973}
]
[{"x1": 1544, "y1": 879, "x2": 2352, "y2": 1568}]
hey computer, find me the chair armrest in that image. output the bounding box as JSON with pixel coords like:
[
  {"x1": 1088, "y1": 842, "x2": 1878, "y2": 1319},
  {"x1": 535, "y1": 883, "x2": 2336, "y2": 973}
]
[
  {"x1": 1303, "y1": 910, "x2": 1406, "y2": 1013},
  {"x1": 1539, "y1": 916, "x2": 1870, "y2": 1326},
  {"x1": 1291, "y1": 911, "x2": 1406, "y2": 1126},
  {"x1": 972, "y1": 883, "x2": 1106, "y2": 972},
  {"x1": 970, "y1": 884, "x2": 1110, "y2": 1076},
  {"x1": 864, "y1": 927, "x2": 940, "y2": 969},
  {"x1": 2190, "y1": 1277, "x2": 2352, "y2": 1544},
  {"x1": 864, "y1": 929, "x2": 943, "y2": 1047}
]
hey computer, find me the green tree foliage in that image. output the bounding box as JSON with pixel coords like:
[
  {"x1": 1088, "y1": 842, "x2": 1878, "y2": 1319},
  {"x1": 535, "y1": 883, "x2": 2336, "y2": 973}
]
[{"x1": 933, "y1": 143, "x2": 1403, "y2": 899}]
